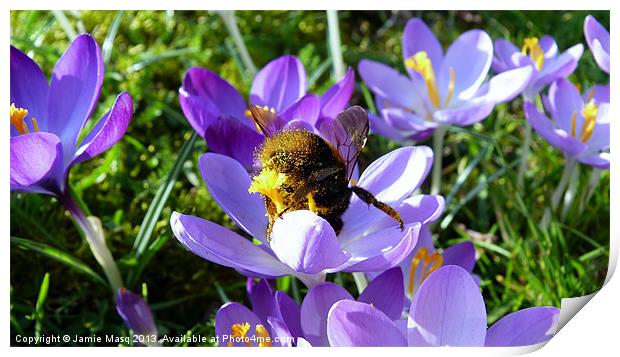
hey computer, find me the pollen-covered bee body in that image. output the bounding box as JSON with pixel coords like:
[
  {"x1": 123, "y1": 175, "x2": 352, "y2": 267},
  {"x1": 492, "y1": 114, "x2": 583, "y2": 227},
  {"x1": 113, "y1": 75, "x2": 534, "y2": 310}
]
[
  {"x1": 251, "y1": 130, "x2": 352, "y2": 236},
  {"x1": 248, "y1": 105, "x2": 404, "y2": 241}
]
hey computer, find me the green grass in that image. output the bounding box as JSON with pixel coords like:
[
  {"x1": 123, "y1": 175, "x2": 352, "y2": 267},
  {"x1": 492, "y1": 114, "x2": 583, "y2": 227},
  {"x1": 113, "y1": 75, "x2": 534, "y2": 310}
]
[{"x1": 10, "y1": 10, "x2": 609, "y2": 345}]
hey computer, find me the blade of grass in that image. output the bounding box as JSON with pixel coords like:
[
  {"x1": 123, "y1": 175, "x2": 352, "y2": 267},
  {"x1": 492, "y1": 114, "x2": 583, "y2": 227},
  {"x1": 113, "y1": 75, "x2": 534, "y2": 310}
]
[
  {"x1": 102, "y1": 10, "x2": 124, "y2": 64},
  {"x1": 11, "y1": 237, "x2": 108, "y2": 287},
  {"x1": 34, "y1": 273, "x2": 50, "y2": 338},
  {"x1": 51, "y1": 10, "x2": 77, "y2": 40}
]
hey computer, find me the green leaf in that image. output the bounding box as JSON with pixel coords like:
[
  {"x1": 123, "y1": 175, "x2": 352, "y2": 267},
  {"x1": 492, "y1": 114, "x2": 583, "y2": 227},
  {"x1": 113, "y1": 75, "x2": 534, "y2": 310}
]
[
  {"x1": 127, "y1": 132, "x2": 197, "y2": 287},
  {"x1": 34, "y1": 273, "x2": 50, "y2": 338},
  {"x1": 102, "y1": 10, "x2": 125, "y2": 64},
  {"x1": 11, "y1": 237, "x2": 108, "y2": 287}
]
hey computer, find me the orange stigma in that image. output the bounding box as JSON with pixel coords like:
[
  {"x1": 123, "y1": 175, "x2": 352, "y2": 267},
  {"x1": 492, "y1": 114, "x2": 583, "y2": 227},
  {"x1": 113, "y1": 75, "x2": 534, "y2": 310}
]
[
  {"x1": 407, "y1": 247, "x2": 443, "y2": 297},
  {"x1": 10, "y1": 103, "x2": 39, "y2": 134}
]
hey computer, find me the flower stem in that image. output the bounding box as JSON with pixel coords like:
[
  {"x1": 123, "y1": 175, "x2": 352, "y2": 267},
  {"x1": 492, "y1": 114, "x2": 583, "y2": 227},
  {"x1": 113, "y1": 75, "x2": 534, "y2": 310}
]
[
  {"x1": 516, "y1": 122, "x2": 532, "y2": 188},
  {"x1": 431, "y1": 126, "x2": 447, "y2": 195},
  {"x1": 59, "y1": 193, "x2": 123, "y2": 294},
  {"x1": 218, "y1": 10, "x2": 257, "y2": 78},
  {"x1": 326, "y1": 10, "x2": 345, "y2": 79},
  {"x1": 541, "y1": 158, "x2": 578, "y2": 229},
  {"x1": 352, "y1": 272, "x2": 368, "y2": 294},
  {"x1": 578, "y1": 168, "x2": 602, "y2": 213}
]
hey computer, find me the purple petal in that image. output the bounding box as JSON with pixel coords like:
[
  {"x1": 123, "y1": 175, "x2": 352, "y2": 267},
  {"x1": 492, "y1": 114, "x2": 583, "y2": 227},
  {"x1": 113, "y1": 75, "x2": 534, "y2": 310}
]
[
  {"x1": 340, "y1": 146, "x2": 433, "y2": 239},
  {"x1": 545, "y1": 78, "x2": 584, "y2": 133},
  {"x1": 382, "y1": 108, "x2": 438, "y2": 132},
  {"x1": 579, "y1": 152, "x2": 610, "y2": 169},
  {"x1": 370, "y1": 195, "x2": 445, "y2": 233},
  {"x1": 267, "y1": 316, "x2": 293, "y2": 347},
  {"x1": 72, "y1": 92, "x2": 133, "y2": 165},
  {"x1": 10, "y1": 46, "x2": 49, "y2": 133},
  {"x1": 492, "y1": 39, "x2": 521, "y2": 73},
  {"x1": 327, "y1": 300, "x2": 407, "y2": 347},
  {"x1": 531, "y1": 44, "x2": 583, "y2": 94},
  {"x1": 584, "y1": 84, "x2": 610, "y2": 104},
  {"x1": 248, "y1": 279, "x2": 275, "y2": 324},
  {"x1": 116, "y1": 288, "x2": 157, "y2": 337},
  {"x1": 396, "y1": 226, "x2": 435, "y2": 299},
  {"x1": 10, "y1": 132, "x2": 64, "y2": 195},
  {"x1": 47, "y1": 34, "x2": 104, "y2": 159},
  {"x1": 358, "y1": 267, "x2": 404, "y2": 320},
  {"x1": 485, "y1": 307, "x2": 560, "y2": 346},
  {"x1": 472, "y1": 66, "x2": 533, "y2": 105},
  {"x1": 203, "y1": 116, "x2": 265, "y2": 170},
  {"x1": 539, "y1": 35, "x2": 559, "y2": 58},
  {"x1": 270, "y1": 210, "x2": 350, "y2": 274},
  {"x1": 433, "y1": 100, "x2": 496, "y2": 126},
  {"x1": 250, "y1": 55, "x2": 307, "y2": 112},
  {"x1": 584, "y1": 15, "x2": 610, "y2": 73},
  {"x1": 280, "y1": 94, "x2": 321, "y2": 126},
  {"x1": 274, "y1": 291, "x2": 303, "y2": 339},
  {"x1": 320, "y1": 68, "x2": 355, "y2": 119},
  {"x1": 341, "y1": 224, "x2": 420, "y2": 273},
  {"x1": 358, "y1": 59, "x2": 420, "y2": 109},
  {"x1": 442, "y1": 241, "x2": 476, "y2": 272},
  {"x1": 198, "y1": 153, "x2": 269, "y2": 242},
  {"x1": 438, "y1": 29, "x2": 493, "y2": 101},
  {"x1": 408, "y1": 265, "x2": 487, "y2": 346},
  {"x1": 215, "y1": 302, "x2": 263, "y2": 347},
  {"x1": 368, "y1": 112, "x2": 411, "y2": 143},
  {"x1": 524, "y1": 102, "x2": 587, "y2": 158},
  {"x1": 300, "y1": 282, "x2": 354, "y2": 346},
  {"x1": 402, "y1": 18, "x2": 443, "y2": 76},
  {"x1": 180, "y1": 67, "x2": 248, "y2": 126},
  {"x1": 170, "y1": 212, "x2": 291, "y2": 277}
]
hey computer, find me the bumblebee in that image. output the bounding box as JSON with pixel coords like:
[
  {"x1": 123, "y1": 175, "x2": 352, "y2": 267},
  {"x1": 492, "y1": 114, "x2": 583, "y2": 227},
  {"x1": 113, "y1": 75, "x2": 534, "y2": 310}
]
[{"x1": 248, "y1": 105, "x2": 404, "y2": 240}]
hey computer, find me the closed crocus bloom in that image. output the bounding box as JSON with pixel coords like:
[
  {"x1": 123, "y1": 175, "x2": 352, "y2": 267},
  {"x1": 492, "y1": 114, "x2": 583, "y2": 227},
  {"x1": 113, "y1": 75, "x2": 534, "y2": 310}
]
[
  {"x1": 584, "y1": 15, "x2": 610, "y2": 74},
  {"x1": 116, "y1": 289, "x2": 158, "y2": 346},
  {"x1": 525, "y1": 79, "x2": 609, "y2": 169},
  {"x1": 326, "y1": 265, "x2": 560, "y2": 347},
  {"x1": 358, "y1": 18, "x2": 532, "y2": 143},
  {"x1": 492, "y1": 35, "x2": 583, "y2": 99},
  {"x1": 179, "y1": 56, "x2": 354, "y2": 170}
]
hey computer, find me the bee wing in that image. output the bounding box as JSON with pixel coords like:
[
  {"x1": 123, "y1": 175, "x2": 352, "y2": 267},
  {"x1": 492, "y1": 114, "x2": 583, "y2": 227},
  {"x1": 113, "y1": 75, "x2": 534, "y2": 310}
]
[
  {"x1": 248, "y1": 105, "x2": 284, "y2": 137},
  {"x1": 320, "y1": 106, "x2": 369, "y2": 181}
]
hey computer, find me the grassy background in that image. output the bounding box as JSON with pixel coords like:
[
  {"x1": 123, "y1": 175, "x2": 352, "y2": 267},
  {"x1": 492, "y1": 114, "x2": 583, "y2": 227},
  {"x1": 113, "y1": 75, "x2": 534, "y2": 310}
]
[{"x1": 10, "y1": 10, "x2": 610, "y2": 346}]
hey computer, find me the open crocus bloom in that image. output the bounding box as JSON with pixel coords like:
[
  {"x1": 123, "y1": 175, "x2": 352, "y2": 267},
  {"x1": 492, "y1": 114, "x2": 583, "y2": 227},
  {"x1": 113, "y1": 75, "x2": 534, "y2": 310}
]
[
  {"x1": 179, "y1": 55, "x2": 354, "y2": 169},
  {"x1": 383, "y1": 226, "x2": 478, "y2": 304},
  {"x1": 358, "y1": 18, "x2": 532, "y2": 143},
  {"x1": 492, "y1": 35, "x2": 583, "y2": 99},
  {"x1": 10, "y1": 34, "x2": 133, "y2": 197},
  {"x1": 524, "y1": 78, "x2": 610, "y2": 169},
  {"x1": 171, "y1": 145, "x2": 443, "y2": 287},
  {"x1": 215, "y1": 279, "x2": 303, "y2": 347},
  {"x1": 326, "y1": 265, "x2": 560, "y2": 347},
  {"x1": 584, "y1": 15, "x2": 610, "y2": 74}
]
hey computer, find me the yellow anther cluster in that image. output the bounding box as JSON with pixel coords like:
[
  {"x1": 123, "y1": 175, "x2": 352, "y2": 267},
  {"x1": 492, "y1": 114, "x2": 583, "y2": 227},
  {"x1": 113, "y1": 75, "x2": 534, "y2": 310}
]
[
  {"x1": 521, "y1": 37, "x2": 545, "y2": 70},
  {"x1": 10, "y1": 103, "x2": 38, "y2": 134},
  {"x1": 407, "y1": 247, "x2": 443, "y2": 296},
  {"x1": 579, "y1": 102, "x2": 598, "y2": 143},
  {"x1": 405, "y1": 51, "x2": 456, "y2": 110},
  {"x1": 249, "y1": 169, "x2": 288, "y2": 213},
  {"x1": 227, "y1": 322, "x2": 272, "y2": 347},
  {"x1": 255, "y1": 324, "x2": 272, "y2": 347}
]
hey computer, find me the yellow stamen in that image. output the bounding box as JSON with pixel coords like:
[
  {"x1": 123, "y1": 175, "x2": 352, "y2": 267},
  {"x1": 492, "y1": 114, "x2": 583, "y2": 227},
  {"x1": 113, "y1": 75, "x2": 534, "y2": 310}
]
[
  {"x1": 10, "y1": 103, "x2": 36, "y2": 134},
  {"x1": 249, "y1": 169, "x2": 288, "y2": 213},
  {"x1": 255, "y1": 324, "x2": 272, "y2": 347},
  {"x1": 521, "y1": 37, "x2": 545, "y2": 70},
  {"x1": 405, "y1": 51, "x2": 441, "y2": 109},
  {"x1": 230, "y1": 322, "x2": 252, "y2": 347},
  {"x1": 407, "y1": 247, "x2": 443, "y2": 297},
  {"x1": 570, "y1": 112, "x2": 577, "y2": 137},
  {"x1": 579, "y1": 101, "x2": 598, "y2": 143},
  {"x1": 444, "y1": 67, "x2": 456, "y2": 107}
]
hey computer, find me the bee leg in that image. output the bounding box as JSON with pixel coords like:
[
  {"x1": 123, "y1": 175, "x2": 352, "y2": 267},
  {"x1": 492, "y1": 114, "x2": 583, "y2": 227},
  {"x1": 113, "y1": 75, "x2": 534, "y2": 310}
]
[{"x1": 351, "y1": 186, "x2": 404, "y2": 231}]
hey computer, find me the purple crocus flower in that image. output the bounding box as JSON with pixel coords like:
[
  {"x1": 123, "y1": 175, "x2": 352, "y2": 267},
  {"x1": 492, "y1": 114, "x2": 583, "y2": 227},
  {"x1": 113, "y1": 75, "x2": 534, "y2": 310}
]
[
  {"x1": 372, "y1": 226, "x2": 478, "y2": 303},
  {"x1": 358, "y1": 18, "x2": 532, "y2": 142},
  {"x1": 179, "y1": 55, "x2": 354, "y2": 169},
  {"x1": 10, "y1": 34, "x2": 133, "y2": 197},
  {"x1": 10, "y1": 34, "x2": 133, "y2": 292},
  {"x1": 170, "y1": 145, "x2": 443, "y2": 287},
  {"x1": 492, "y1": 35, "x2": 583, "y2": 99},
  {"x1": 524, "y1": 78, "x2": 609, "y2": 169},
  {"x1": 116, "y1": 288, "x2": 158, "y2": 346},
  {"x1": 584, "y1": 15, "x2": 610, "y2": 74},
  {"x1": 215, "y1": 279, "x2": 302, "y2": 347},
  {"x1": 326, "y1": 265, "x2": 560, "y2": 347}
]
